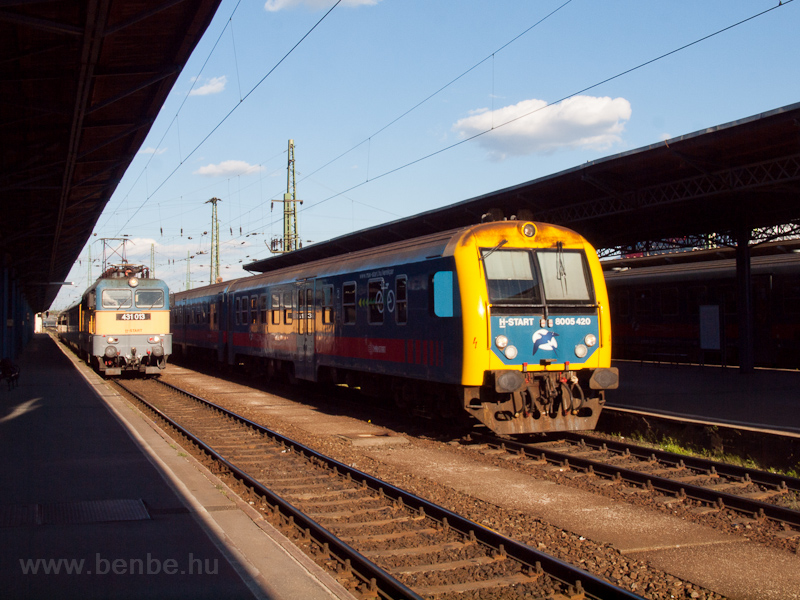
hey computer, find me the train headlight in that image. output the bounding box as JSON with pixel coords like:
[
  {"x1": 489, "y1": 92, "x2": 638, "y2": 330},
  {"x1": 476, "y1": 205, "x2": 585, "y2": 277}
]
[
  {"x1": 520, "y1": 223, "x2": 536, "y2": 238},
  {"x1": 128, "y1": 277, "x2": 139, "y2": 287},
  {"x1": 104, "y1": 346, "x2": 118, "y2": 358},
  {"x1": 495, "y1": 335, "x2": 509, "y2": 350},
  {"x1": 148, "y1": 336, "x2": 160, "y2": 343},
  {"x1": 107, "y1": 337, "x2": 118, "y2": 344},
  {"x1": 504, "y1": 345, "x2": 518, "y2": 360},
  {"x1": 574, "y1": 344, "x2": 588, "y2": 359},
  {"x1": 584, "y1": 334, "x2": 597, "y2": 347}
]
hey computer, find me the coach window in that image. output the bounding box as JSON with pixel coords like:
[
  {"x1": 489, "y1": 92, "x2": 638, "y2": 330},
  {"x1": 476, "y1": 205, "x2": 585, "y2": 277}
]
[
  {"x1": 343, "y1": 282, "x2": 356, "y2": 324},
  {"x1": 271, "y1": 293, "x2": 281, "y2": 325},
  {"x1": 431, "y1": 271, "x2": 454, "y2": 318},
  {"x1": 298, "y1": 287, "x2": 306, "y2": 334},
  {"x1": 250, "y1": 296, "x2": 258, "y2": 324},
  {"x1": 210, "y1": 303, "x2": 217, "y2": 329},
  {"x1": 234, "y1": 297, "x2": 241, "y2": 325},
  {"x1": 260, "y1": 294, "x2": 268, "y2": 325},
  {"x1": 395, "y1": 276, "x2": 408, "y2": 324},
  {"x1": 284, "y1": 291, "x2": 293, "y2": 325},
  {"x1": 322, "y1": 285, "x2": 334, "y2": 325},
  {"x1": 368, "y1": 279, "x2": 384, "y2": 324},
  {"x1": 241, "y1": 296, "x2": 249, "y2": 324},
  {"x1": 687, "y1": 286, "x2": 707, "y2": 316},
  {"x1": 634, "y1": 289, "x2": 652, "y2": 315},
  {"x1": 102, "y1": 289, "x2": 132, "y2": 309},
  {"x1": 661, "y1": 288, "x2": 679, "y2": 317}
]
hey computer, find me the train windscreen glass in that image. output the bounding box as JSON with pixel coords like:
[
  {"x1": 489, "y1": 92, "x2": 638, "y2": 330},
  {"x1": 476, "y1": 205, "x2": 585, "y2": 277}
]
[
  {"x1": 102, "y1": 289, "x2": 132, "y2": 309},
  {"x1": 135, "y1": 290, "x2": 164, "y2": 308},
  {"x1": 482, "y1": 250, "x2": 542, "y2": 305},
  {"x1": 536, "y1": 250, "x2": 592, "y2": 302}
]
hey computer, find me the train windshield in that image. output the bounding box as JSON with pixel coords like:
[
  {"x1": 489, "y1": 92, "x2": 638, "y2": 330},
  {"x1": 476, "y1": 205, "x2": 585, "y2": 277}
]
[
  {"x1": 482, "y1": 250, "x2": 542, "y2": 306},
  {"x1": 102, "y1": 289, "x2": 132, "y2": 309},
  {"x1": 536, "y1": 250, "x2": 593, "y2": 303},
  {"x1": 135, "y1": 289, "x2": 164, "y2": 309}
]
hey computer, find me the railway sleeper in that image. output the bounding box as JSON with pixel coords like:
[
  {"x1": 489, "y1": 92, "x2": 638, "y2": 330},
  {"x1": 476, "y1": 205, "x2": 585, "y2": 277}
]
[
  {"x1": 327, "y1": 515, "x2": 426, "y2": 530},
  {"x1": 387, "y1": 555, "x2": 506, "y2": 575},
  {"x1": 340, "y1": 527, "x2": 439, "y2": 543},
  {"x1": 307, "y1": 506, "x2": 393, "y2": 519},
  {"x1": 361, "y1": 541, "x2": 473, "y2": 558},
  {"x1": 414, "y1": 573, "x2": 537, "y2": 597}
]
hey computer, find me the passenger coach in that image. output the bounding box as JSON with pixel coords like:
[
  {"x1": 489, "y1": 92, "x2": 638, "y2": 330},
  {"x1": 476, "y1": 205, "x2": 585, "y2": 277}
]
[{"x1": 172, "y1": 221, "x2": 617, "y2": 435}]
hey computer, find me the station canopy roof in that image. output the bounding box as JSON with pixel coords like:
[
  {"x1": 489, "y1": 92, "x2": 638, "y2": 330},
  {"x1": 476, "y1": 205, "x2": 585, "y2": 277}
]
[
  {"x1": 1, "y1": 0, "x2": 222, "y2": 313},
  {"x1": 246, "y1": 102, "x2": 800, "y2": 275}
]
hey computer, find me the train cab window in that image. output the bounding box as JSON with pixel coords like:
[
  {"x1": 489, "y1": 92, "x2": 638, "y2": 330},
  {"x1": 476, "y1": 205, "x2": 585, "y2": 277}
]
[
  {"x1": 283, "y1": 291, "x2": 293, "y2": 325},
  {"x1": 431, "y1": 271, "x2": 454, "y2": 318},
  {"x1": 396, "y1": 276, "x2": 407, "y2": 325},
  {"x1": 102, "y1": 289, "x2": 132, "y2": 309},
  {"x1": 322, "y1": 285, "x2": 334, "y2": 325},
  {"x1": 343, "y1": 282, "x2": 356, "y2": 325},
  {"x1": 368, "y1": 279, "x2": 384, "y2": 324},
  {"x1": 271, "y1": 293, "x2": 281, "y2": 325},
  {"x1": 661, "y1": 288, "x2": 680, "y2": 316},
  {"x1": 260, "y1": 294, "x2": 267, "y2": 324},
  {"x1": 135, "y1": 289, "x2": 164, "y2": 308},
  {"x1": 536, "y1": 250, "x2": 592, "y2": 303},
  {"x1": 250, "y1": 296, "x2": 258, "y2": 324},
  {"x1": 482, "y1": 250, "x2": 540, "y2": 306}
]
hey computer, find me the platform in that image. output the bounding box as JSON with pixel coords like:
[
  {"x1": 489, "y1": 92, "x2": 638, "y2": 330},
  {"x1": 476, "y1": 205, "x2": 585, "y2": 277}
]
[
  {"x1": 0, "y1": 334, "x2": 353, "y2": 600},
  {"x1": 608, "y1": 360, "x2": 800, "y2": 435}
]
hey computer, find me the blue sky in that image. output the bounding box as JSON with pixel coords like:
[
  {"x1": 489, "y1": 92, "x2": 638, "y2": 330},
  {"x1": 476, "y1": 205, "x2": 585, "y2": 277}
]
[{"x1": 53, "y1": 0, "x2": 800, "y2": 308}]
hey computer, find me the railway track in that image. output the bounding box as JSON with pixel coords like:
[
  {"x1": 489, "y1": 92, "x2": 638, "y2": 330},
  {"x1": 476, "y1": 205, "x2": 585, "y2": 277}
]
[
  {"x1": 471, "y1": 432, "x2": 800, "y2": 533},
  {"x1": 113, "y1": 378, "x2": 642, "y2": 600}
]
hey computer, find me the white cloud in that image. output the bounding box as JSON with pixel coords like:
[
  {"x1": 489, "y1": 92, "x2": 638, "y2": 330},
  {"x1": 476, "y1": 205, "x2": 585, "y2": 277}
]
[
  {"x1": 452, "y1": 95, "x2": 632, "y2": 160},
  {"x1": 265, "y1": 0, "x2": 379, "y2": 11},
  {"x1": 189, "y1": 76, "x2": 227, "y2": 96},
  {"x1": 193, "y1": 160, "x2": 264, "y2": 177},
  {"x1": 138, "y1": 147, "x2": 166, "y2": 155}
]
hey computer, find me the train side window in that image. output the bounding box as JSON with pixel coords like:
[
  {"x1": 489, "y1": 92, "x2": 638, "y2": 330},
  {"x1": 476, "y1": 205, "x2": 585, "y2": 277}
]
[
  {"x1": 396, "y1": 276, "x2": 407, "y2": 325},
  {"x1": 617, "y1": 290, "x2": 630, "y2": 317},
  {"x1": 431, "y1": 271, "x2": 454, "y2": 318},
  {"x1": 251, "y1": 296, "x2": 258, "y2": 324},
  {"x1": 634, "y1": 289, "x2": 652, "y2": 315},
  {"x1": 687, "y1": 286, "x2": 707, "y2": 316},
  {"x1": 284, "y1": 291, "x2": 293, "y2": 325},
  {"x1": 783, "y1": 282, "x2": 800, "y2": 314},
  {"x1": 343, "y1": 282, "x2": 356, "y2": 325},
  {"x1": 368, "y1": 279, "x2": 384, "y2": 324},
  {"x1": 272, "y1": 293, "x2": 281, "y2": 325},
  {"x1": 721, "y1": 287, "x2": 737, "y2": 316},
  {"x1": 298, "y1": 288, "x2": 306, "y2": 334},
  {"x1": 260, "y1": 294, "x2": 267, "y2": 324},
  {"x1": 241, "y1": 296, "x2": 249, "y2": 324},
  {"x1": 661, "y1": 288, "x2": 679, "y2": 316},
  {"x1": 234, "y1": 297, "x2": 241, "y2": 325},
  {"x1": 210, "y1": 303, "x2": 217, "y2": 329},
  {"x1": 322, "y1": 285, "x2": 334, "y2": 325}
]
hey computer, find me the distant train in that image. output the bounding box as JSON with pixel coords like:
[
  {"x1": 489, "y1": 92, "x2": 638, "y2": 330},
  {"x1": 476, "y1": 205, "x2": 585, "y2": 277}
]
[
  {"x1": 58, "y1": 264, "x2": 171, "y2": 376},
  {"x1": 603, "y1": 249, "x2": 800, "y2": 368},
  {"x1": 172, "y1": 221, "x2": 618, "y2": 435}
]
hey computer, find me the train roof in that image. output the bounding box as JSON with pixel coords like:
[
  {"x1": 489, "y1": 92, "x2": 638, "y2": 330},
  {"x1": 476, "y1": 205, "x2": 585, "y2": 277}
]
[{"x1": 603, "y1": 251, "x2": 800, "y2": 284}]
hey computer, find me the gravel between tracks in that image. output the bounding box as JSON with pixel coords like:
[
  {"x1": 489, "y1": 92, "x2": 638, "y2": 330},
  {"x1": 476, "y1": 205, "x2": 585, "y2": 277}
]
[{"x1": 161, "y1": 368, "x2": 729, "y2": 599}]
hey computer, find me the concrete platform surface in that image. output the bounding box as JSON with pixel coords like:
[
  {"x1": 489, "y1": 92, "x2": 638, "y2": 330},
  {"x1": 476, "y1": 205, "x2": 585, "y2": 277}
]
[
  {"x1": 0, "y1": 335, "x2": 353, "y2": 600},
  {"x1": 608, "y1": 361, "x2": 800, "y2": 434}
]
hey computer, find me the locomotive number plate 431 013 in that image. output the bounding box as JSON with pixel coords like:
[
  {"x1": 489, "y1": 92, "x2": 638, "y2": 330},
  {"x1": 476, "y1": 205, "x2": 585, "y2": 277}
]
[{"x1": 116, "y1": 313, "x2": 151, "y2": 321}]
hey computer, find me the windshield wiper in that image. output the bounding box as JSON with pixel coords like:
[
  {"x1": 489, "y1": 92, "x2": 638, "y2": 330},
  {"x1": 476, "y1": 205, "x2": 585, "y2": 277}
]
[{"x1": 480, "y1": 239, "x2": 507, "y2": 261}]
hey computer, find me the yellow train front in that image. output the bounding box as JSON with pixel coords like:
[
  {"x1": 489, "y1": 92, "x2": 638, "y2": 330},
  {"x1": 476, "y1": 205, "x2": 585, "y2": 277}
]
[
  {"x1": 454, "y1": 221, "x2": 618, "y2": 435},
  {"x1": 58, "y1": 264, "x2": 171, "y2": 376}
]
